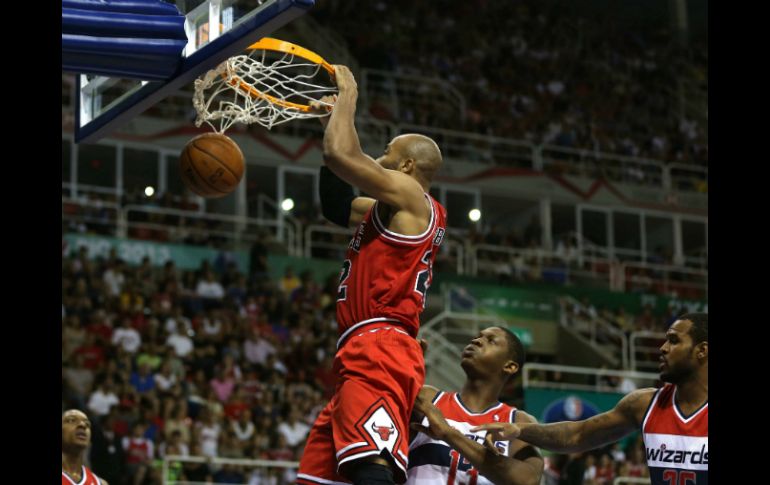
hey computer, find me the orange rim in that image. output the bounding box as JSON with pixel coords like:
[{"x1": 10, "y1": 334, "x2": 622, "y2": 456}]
[{"x1": 223, "y1": 37, "x2": 335, "y2": 113}]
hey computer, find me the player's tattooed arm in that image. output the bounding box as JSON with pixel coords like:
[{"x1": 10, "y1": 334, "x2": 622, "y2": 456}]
[{"x1": 472, "y1": 389, "x2": 655, "y2": 454}]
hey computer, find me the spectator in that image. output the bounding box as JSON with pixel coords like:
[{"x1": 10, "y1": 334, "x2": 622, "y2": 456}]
[
  {"x1": 595, "y1": 453, "x2": 615, "y2": 484},
  {"x1": 63, "y1": 354, "x2": 94, "y2": 404},
  {"x1": 196, "y1": 270, "x2": 225, "y2": 299},
  {"x1": 231, "y1": 408, "x2": 256, "y2": 443},
  {"x1": 154, "y1": 359, "x2": 178, "y2": 394},
  {"x1": 276, "y1": 407, "x2": 310, "y2": 449},
  {"x1": 243, "y1": 328, "x2": 277, "y2": 366},
  {"x1": 129, "y1": 362, "x2": 156, "y2": 395},
  {"x1": 166, "y1": 321, "x2": 194, "y2": 358},
  {"x1": 583, "y1": 453, "x2": 598, "y2": 485},
  {"x1": 111, "y1": 318, "x2": 142, "y2": 354},
  {"x1": 122, "y1": 422, "x2": 154, "y2": 485},
  {"x1": 279, "y1": 266, "x2": 301, "y2": 295},
  {"x1": 195, "y1": 409, "x2": 222, "y2": 458},
  {"x1": 87, "y1": 378, "x2": 120, "y2": 417}
]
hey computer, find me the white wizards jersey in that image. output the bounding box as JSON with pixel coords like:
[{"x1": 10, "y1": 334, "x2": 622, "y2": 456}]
[{"x1": 406, "y1": 391, "x2": 517, "y2": 485}]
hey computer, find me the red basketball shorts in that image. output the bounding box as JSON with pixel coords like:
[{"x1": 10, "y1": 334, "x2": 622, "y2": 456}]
[{"x1": 297, "y1": 323, "x2": 425, "y2": 484}]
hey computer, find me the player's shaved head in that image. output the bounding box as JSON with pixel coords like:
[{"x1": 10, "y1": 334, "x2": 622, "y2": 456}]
[{"x1": 392, "y1": 134, "x2": 443, "y2": 183}]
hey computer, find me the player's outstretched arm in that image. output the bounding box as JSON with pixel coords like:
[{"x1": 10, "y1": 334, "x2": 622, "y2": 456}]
[{"x1": 472, "y1": 388, "x2": 656, "y2": 454}]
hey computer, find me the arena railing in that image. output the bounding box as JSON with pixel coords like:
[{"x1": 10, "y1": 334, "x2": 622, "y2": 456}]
[
  {"x1": 61, "y1": 195, "x2": 707, "y2": 298},
  {"x1": 522, "y1": 363, "x2": 658, "y2": 394},
  {"x1": 121, "y1": 205, "x2": 301, "y2": 256},
  {"x1": 161, "y1": 455, "x2": 298, "y2": 485},
  {"x1": 630, "y1": 331, "x2": 666, "y2": 374},
  {"x1": 614, "y1": 478, "x2": 652, "y2": 485},
  {"x1": 619, "y1": 261, "x2": 708, "y2": 299},
  {"x1": 559, "y1": 296, "x2": 630, "y2": 370}
]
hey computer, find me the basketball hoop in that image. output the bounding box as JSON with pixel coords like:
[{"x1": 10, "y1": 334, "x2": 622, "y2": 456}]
[{"x1": 193, "y1": 38, "x2": 337, "y2": 132}]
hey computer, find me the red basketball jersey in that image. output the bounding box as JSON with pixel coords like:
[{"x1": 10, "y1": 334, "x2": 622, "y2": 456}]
[
  {"x1": 336, "y1": 194, "x2": 447, "y2": 345},
  {"x1": 62, "y1": 466, "x2": 102, "y2": 485},
  {"x1": 642, "y1": 384, "x2": 708, "y2": 485}
]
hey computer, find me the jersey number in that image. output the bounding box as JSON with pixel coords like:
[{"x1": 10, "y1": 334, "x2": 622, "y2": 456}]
[
  {"x1": 414, "y1": 250, "x2": 432, "y2": 308},
  {"x1": 448, "y1": 449, "x2": 478, "y2": 485},
  {"x1": 663, "y1": 470, "x2": 697, "y2": 485},
  {"x1": 338, "y1": 251, "x2": 432, "y2": 304},
  {"x1": 337, "y1": 259, "x2": 352, "y2": 301}
]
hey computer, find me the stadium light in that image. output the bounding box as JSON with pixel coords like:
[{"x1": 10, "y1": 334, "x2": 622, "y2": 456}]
[{"x1": 281, "y1": 198, "x2": 295, "y2": 212}]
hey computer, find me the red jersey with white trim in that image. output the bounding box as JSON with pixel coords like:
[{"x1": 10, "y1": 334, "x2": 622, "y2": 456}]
[
  {"x1": 406, "y1": 391, "x2": 518, "y2": 485},
  {"x1": 642, "y1": 384, "x2": 708, "y2": 485},
  {"x1": 62, "y1": 465, "x2": 102, "y2": 485},
  {"x1": 336, "y1": 194, "x2": 447, "y2": 343}
]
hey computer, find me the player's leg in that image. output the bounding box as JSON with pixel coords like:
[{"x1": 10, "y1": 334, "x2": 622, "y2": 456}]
[
  {"x1": 297, "y1": 399, "x2": 351, "y2": 485},
  {"x1": 333, "y1": 327, "x2": 425, "y2": 485},
  {"x1": 345, "y1": 456, "x2": 395, "y2": 485}
]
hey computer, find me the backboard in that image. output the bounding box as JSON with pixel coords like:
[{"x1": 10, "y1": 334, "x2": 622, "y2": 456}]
[{"x1": 70, "y1": 0, "x2": 314, "y2": 144}]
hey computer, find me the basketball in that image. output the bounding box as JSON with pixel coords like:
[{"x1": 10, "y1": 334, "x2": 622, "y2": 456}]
[{"x1": 179, "y1": 133, "x2": 245, "y2": 198}]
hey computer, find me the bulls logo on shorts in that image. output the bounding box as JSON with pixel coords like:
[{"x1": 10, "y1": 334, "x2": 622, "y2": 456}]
[{"x1": 359, "y1": 400, "x2": 400, "y2": 452}]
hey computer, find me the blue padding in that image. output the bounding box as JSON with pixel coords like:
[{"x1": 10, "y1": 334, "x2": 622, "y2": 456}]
[
  {"x1": 62, "y1": 0, "x2": 180, "y2": 16},
  {"x1": 62, "y1": 8, "x2": 186, "y2": 40},
  {"x1": 63, "y1": 33, "x2": 185, "y2": 79},
  {"x1": 63, "y1": 33, "x2": 186, "y2": 58},
  {"x1": 63, "y1": 52, "x2": 180, "y2": 80}
]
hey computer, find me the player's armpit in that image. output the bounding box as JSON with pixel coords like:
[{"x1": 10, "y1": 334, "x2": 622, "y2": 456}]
[{"x1": 349, "y1": 197, "x2": 375, "y2": 227}]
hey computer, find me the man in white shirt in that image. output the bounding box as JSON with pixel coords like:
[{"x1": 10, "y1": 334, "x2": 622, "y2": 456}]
[
  {"x1": 87, "y1": 379, "x2": 120, "y2": 417},
  {"x1": 196, "y1": 271, "x2": 225, "y2": 299},
  {"x1": 243, "y1": 329, "x2": 276, "y2": 366},
  {"x1": 277, "y1": 408, "x2": 310, "y2": 448},
  {"x1": 111, "y1": 319, "x2": 142, "y2": 354},
  {"x1": 102, "y1": 260, "x2": 125, "y2": 297},
  {"x1": 165, "y1": 306, "x2": 193, "y2": 335},
  {"x1": 166, "y1": 322, "x2": 194, "y2": 358}
]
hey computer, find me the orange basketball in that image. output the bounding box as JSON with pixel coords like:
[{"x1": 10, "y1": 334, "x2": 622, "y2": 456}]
[{"x1": 179, "y1": 133, "x2": 245, "y2": 198}]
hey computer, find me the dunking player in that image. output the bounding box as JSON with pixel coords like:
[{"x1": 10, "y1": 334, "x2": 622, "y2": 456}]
[
  {"x1": 472, "y1": 314, "x2": 708, "y2": 484},
  {"x1": 297, "y1": 65, "x2": 447, "y2": 485},
  {"x1": 409, "y1": 326, "x2": 543, "y2": 485},
  {"x1": 62, "y1": 409, "x2": 110, "y2": 485}
]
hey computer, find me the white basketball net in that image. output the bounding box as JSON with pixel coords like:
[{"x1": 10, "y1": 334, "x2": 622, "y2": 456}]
[{"x1": 193, "y1": 47, "x2": 338, "y2": 132}]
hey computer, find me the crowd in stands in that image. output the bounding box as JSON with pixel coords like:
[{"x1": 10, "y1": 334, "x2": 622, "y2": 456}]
[
  {"x1": 62, "y1": 245, "x2": 342, "y2": 484},
  {"x1": 314, "y1": 0, "x2": 707, "y2": 172},
  {"x1": 543, "y1": 436, "x2": 652, "y2": 485}
]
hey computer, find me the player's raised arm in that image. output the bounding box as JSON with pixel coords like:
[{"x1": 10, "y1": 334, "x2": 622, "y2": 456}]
[{"x1": 321, "y1": 65, "x2": 426, "y2": 214}]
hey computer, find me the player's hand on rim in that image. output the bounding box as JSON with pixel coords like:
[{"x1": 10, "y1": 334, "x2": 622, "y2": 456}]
[
  {"x1": 309, "y1": 94, "x2": 337, "y2": 128},
  {"x1": 331, "y1": 65, "x2": 357, "y2": 93}
]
